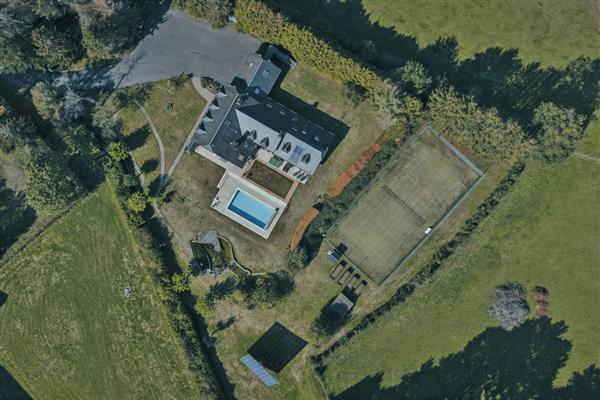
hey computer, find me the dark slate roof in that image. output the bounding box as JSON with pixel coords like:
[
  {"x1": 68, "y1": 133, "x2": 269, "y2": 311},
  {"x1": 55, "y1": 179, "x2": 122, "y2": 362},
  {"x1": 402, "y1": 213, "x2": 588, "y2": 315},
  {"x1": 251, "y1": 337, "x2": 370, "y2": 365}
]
[
  {"x1": 247, "y1": 322, "x2": 308, "y2": 373},
  {"x1": 191, "y1": 84, "x2": 238, "y2": 147},
  {"x1": 191, "y1": 52, "x2": 335, "y2": 174},
  {"x1": 208, "y1": 99, "x2": 258, "y2": 168},
  {"x1": 240, "y1": 95, "x2": 334, "y2": 153}
]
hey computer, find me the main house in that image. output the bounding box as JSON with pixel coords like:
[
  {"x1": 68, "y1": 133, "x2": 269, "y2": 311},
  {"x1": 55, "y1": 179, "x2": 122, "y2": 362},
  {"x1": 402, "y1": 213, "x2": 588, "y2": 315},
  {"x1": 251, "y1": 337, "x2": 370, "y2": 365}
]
[{"x1": 188, "y1": 47, "x2": 336, "y2": 239}]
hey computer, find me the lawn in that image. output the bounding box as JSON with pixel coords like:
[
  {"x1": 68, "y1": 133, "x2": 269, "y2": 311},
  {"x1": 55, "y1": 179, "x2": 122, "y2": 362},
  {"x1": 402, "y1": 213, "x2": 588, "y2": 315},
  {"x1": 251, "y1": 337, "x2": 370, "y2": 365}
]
[
  {"x1": 246, "y1": 161, "x2": 294, "y2": 199},
  {"x1": 0, "y1": 185, "x2": 205, "y2": 399},
  {"x1": 321, "y1": 153, "x2": 600, "y2": 396},
  {"x1": 114, "y1": 77, "x2": 206, "y2": 190},
  {"x1": 362, "y1": 0, "x2": 600, "y2": 67}
]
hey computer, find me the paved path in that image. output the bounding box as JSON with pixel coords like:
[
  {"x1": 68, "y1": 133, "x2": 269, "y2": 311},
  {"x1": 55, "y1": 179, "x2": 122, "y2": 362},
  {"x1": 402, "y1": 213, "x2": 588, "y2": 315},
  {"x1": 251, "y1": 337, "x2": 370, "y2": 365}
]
[
  {"x1": 136, "y1": 102, "x2": 166, "y2": 186},
  {"x1": 573, "y1": 151, "x2": 600, "y2": 165},
  {"x1": 65, "y1": 11, "x2": 260, "y2": 90}
]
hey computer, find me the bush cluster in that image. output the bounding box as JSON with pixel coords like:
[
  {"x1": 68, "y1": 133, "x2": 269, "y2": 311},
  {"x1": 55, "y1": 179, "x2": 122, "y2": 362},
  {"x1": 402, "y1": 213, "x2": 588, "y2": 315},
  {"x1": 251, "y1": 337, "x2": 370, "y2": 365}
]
[
  {"x1": 234, "y1": 0, "x2": 381, "y2": 92},
  {"x1": 312, "y1": 161, "x2": 526, "y2": 372}
]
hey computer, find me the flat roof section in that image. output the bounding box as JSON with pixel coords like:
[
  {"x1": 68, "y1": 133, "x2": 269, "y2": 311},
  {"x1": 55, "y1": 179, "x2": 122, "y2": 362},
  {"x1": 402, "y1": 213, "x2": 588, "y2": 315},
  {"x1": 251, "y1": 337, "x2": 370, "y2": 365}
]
[{"x1": 211, "y1": 171, "x2": 288, "y2": 239}]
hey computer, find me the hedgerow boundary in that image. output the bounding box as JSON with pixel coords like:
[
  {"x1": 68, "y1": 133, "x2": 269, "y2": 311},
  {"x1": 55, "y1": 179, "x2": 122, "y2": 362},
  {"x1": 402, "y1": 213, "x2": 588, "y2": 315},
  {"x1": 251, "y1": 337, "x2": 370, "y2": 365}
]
[
  {"x1": 311, "y1": 161, "x2": 526, "y2": 374},
  {"x1": 234, "y1": 0, "x2": 382, "y2": 92}
]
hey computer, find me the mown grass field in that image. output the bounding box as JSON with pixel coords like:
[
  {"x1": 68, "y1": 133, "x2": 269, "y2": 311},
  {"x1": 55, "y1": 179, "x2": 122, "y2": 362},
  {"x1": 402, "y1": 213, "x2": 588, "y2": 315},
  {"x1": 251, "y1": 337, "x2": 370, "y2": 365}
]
[
  {"x1": 322, "y1": 142, "x2": 600, "y2": 396},
  {"x1": 0, "y1": 185, "x2": 204, "y2": 400},
  {"x1": 363, "y1": 0, "x2": 600, "y2": 67}
]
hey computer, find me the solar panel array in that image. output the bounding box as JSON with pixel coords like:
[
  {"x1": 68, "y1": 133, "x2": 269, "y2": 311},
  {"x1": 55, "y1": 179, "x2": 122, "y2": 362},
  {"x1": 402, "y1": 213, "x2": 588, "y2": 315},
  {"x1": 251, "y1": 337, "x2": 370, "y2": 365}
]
[{"x1": 240, "y1": 354, "x2": 279, "y2": 386}]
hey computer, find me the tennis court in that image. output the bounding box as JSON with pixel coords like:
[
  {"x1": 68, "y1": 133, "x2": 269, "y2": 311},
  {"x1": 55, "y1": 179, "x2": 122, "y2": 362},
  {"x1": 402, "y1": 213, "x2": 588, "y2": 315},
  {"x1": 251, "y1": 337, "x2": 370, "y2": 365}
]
[{"x1": 328, "y1": 127, "x2": 483, "y2": 285}]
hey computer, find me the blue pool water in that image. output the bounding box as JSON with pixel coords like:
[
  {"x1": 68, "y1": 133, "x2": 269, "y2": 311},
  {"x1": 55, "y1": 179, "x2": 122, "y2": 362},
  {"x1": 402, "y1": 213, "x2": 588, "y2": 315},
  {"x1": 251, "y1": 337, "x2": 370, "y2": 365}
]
[{"x1": 228, "y1": 190, "x2": 276, "y2": 229}]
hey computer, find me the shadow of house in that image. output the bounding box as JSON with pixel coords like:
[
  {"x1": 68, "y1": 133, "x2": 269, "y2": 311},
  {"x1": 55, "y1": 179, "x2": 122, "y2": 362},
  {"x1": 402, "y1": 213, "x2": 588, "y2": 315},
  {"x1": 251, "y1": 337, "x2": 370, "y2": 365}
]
[
  {"x1": 268, "y1": 0, "x2": 600, "y2": 128},
  {"x1": 0, "y1": 365, "x2": 32, "y2": 400},
  {"x1": 332, "y1": 318, "x2": 600, "y2": 400}
]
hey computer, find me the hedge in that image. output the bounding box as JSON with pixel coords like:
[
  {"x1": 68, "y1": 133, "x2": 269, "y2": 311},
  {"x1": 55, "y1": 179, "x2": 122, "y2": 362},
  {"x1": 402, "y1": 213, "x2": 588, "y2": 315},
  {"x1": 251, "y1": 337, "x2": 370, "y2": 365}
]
[
  {"x1": 234, "y1": 0, "x2": 382, "y2": 92},
  {"x1": 312, "y1": 161, "x2": 526, "y2": 372}
]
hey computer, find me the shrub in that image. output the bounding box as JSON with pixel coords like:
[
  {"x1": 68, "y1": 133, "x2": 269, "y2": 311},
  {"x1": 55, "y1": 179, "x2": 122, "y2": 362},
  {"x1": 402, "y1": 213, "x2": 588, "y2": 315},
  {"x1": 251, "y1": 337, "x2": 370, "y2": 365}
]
[
  {"x1": 171, "y1": 273, "x2": 190, "y2": 293},
  {"x1": 127, "y1": 191, "x2": 147, "y2": 214},
  {"x1": 244, "y1": 270, "x2": 294, "y2": 306},
  {"x1": 234, "y1": 0, "x2": 381, "y2": 92},
  {"x1": 107, "y1": 142, "x2": 129, "y2": 162},
  {"x1": 24, "y1": 148, "x2": 83, "y2": 214},
  {"x1": 532, "y1": 102, "x2": 586, "y2": 162},
  {"x1": 489, "y1": 282, "x2": 530, "y2": 331},
  {"x1": 394, "y1": 60, "x2": 432, "y2": 95},
  {"x1": 286, "y1": 248, "x2": 308, "y2": 270}
]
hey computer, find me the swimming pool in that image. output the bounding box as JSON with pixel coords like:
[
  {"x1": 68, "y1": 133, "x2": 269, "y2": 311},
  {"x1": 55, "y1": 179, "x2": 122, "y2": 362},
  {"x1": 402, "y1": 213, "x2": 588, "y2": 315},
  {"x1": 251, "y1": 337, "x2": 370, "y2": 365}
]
[{"x1": 227, "y1": 189, "x2": 276, "y2": 229}]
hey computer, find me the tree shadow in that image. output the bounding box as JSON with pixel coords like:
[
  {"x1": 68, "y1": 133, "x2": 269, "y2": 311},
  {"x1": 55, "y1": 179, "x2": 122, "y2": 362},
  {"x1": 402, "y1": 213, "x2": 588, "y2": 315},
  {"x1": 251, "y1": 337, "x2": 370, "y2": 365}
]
[
  {"x1": 124, "y1": 126, "x2": 151, "y2": 150},
  {"x1": 271, "y1": 0, "x2": 600, "y2": 128},
  {"x1": 0, "y1": 291, "x2": 7, "y2": 307},
  {"x1": 0, "y1": 365, "x2": 32, "y2": 400},
  {"x1": 333, "y1": 318, "x2": 598, "y2": 399},
  {"x1": 140, "y1": 158, "x2": 159, "y2": 173},
  {"x1": 0, "y1": 179, "x2": 36, "y2": 255}
]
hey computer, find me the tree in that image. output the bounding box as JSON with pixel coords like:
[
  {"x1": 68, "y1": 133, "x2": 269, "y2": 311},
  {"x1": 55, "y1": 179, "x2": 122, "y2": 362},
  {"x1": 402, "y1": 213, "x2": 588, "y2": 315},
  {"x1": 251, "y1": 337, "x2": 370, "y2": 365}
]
[
  {"x1": 24, "y1": 147, "x2": 82, "y2": 213},
  {"x1": 489, "y1": 282, "x2": 530, "y2": 331},
  {"x1": 31, "y1": 82, "x2": 62, "y2": 121},
  {"x1": 175, "y1": 0, "x2": 231, "y2": 28},
  {"x1": 532, "y1": 102, "x2": 586, "y2": 162},
  {"x1": 0, "y1": 115, "x2": 36, "y2": 151},
  {"x1": 34, "y1": 0, "x2": 68, "y2": 19},
  {"x1": 395, "y1": 60, "x2": 432, "y2": 95},
  {"x1": 127, "y1": 191, "x2": 147, "y2": 214},
  {"x1": 0, "y1": 4, "x2": 39, "y2": 73},
  {"x1": 172, "y1": 273, "x2": 190, "y2": 293},
  {"x1": 31, "y1": 23, "x2": 82, "y2": 70},
  {"x1": 372, "y1": 81, "x2": 404, "y2": 129},
  {"x1": 428, "y1": 86, "x2": 526, "y2": 162},
  {"x1": 398, "y1": 95, "x2": 424, "y2": 131},
  {"x1": 92, "y1": 109, "x2": 122, "y2": 140},
  {"x1": 107, "y1": 142, "x2": 128, "y2": 162},
  {"x1": 248, "y1": 270, "x2": 294, "y2": 305},
  {"x1": 286, "y1": 248, "x2": 308, "y2": 270},
  {"x1": 31, "y1": 82, "x2": 90, "y2": 125}
]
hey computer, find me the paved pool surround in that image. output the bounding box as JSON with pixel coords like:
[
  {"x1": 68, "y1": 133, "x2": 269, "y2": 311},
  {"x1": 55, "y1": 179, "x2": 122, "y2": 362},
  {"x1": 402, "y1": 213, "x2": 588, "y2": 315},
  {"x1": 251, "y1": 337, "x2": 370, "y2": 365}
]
[{"x1": 211, "y1": 171, "x2": 287, "y2": 239}]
